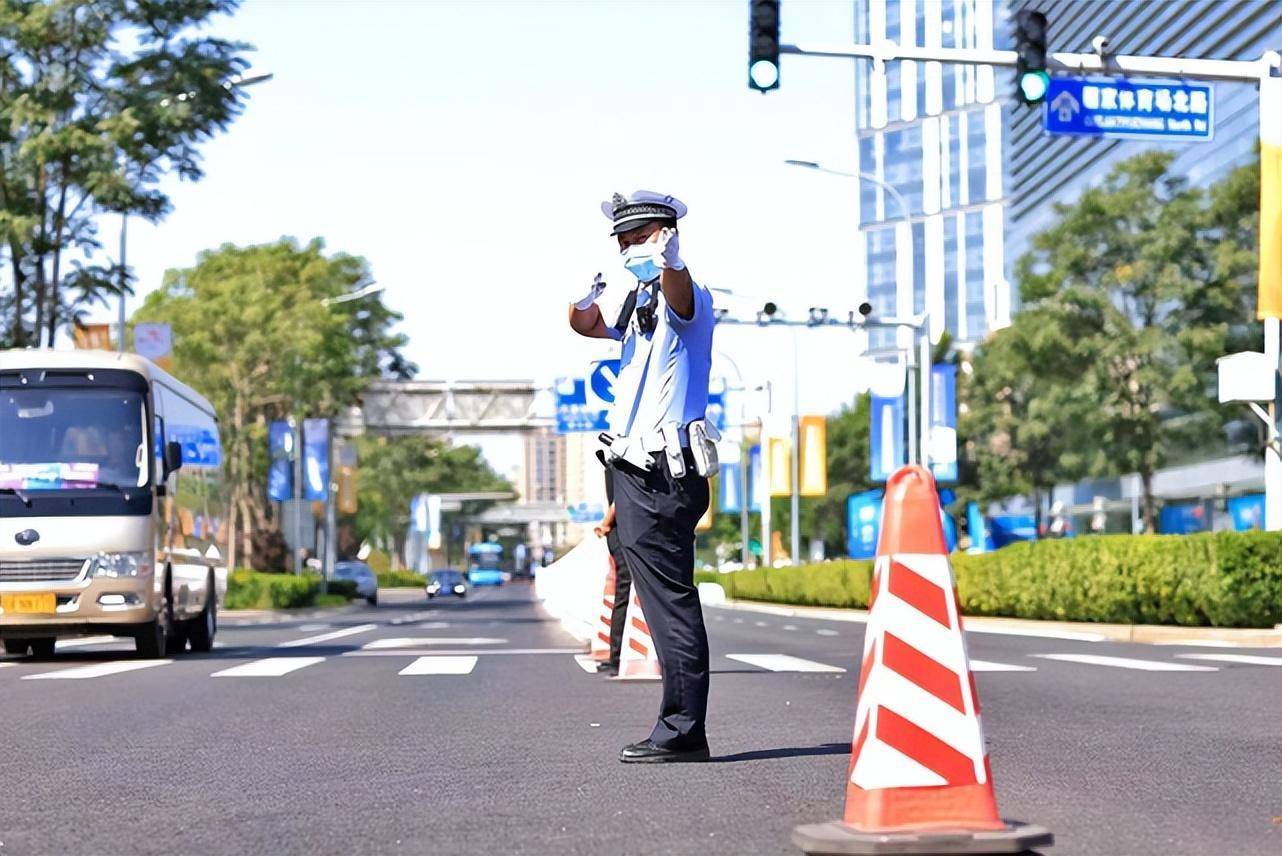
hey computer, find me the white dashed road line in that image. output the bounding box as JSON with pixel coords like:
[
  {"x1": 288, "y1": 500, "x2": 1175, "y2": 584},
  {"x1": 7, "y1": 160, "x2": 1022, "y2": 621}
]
[
  {"x1": 362, "y1": 637, "x2": 507, "y2": 650},
  {"x1": 726, "y1": 654, "x2": 846, "y2": 673},
  {"x1": 1175, "y1": 653, "x2": 1282, "y2": 666},
  {"x1": 54, "y1": 636, "x2": 118, "y2": 649},
  {"x1": 399, "y1": 656, "x2": 478, "y2": 676},
  {"x1": 782, "y1": 625, "x2": 798, "y2": 631},
  {"x1": 970, "y1": 660, "x2": 1037, "y2": 672},
  {"x1": 279, "y1": 623, "x2": 378, "y2": 648},
  {"x1": 212, "y1": 657, "x2": 326, "y2": 677},
  {"x1": 815, "y1": 629, "x2": 839, "y2": 637},
  {"x1": 1032, "y1": 654, "x2": 1217, "y2": 672},
  {"x1": 24, "y1": 660, "x2": 172, "y2": 680}
]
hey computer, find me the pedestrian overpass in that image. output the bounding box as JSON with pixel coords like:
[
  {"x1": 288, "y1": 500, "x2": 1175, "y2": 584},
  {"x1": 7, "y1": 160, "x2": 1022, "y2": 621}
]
[{"x1": 341, "y1": 379, "x2": 553, "y2": 435}]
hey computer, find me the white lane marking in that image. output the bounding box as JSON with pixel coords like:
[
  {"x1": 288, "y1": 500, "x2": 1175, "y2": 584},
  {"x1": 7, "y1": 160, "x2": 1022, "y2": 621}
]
[
  {"x1": 782, "y1": 624, "x2": 798, "y2": 631},
  {"x1": 753, "y1": 620, "x2": 770, "y2": 627},
  {"x1": 727, "y1": 654, "x2": 845, "y2": 673},
  {"x1": 815, "y1": 629, "x2": 839, "y2": 637},
  {"x1": 278, "y1": 623, "x2": 378, "y2": 648},
  {"x1": 1176, "y1": 653, "x2": 1282, "y2": 666},
  {"x1": 362, "y1": 637, "x2": 507, "y2": 650},
  {"x1": 212, "y1": 656, "x2": 325, "y2": 677},
  {"x1": 297, "y1": 623, "x2": 331, "y2": 632},
  {"x1": 0, "y1": 662, "x2": 14, "y2": 669},
  {"x1": 966, "y1": 626, "x2": 1106, "y2": 643},
  {"x1": 1032, "y1": 654, "x2": 1217, "y2": 672},
  {"x1": 399, "y1": 656, "x2": 477, "y2": 676},
  {"x1": 970, "y1": 660, "x2": 1037, "y2": 672},
  {"x1": 574, "y1": 654, "x2": 600, "y2": 673},
  {"x1": 54, "y1": 636, "x2": 118, "y2": 649},
  {"x1": 344, "y1": 647, "x2": 583, "y2": 657},
  {"x1": 732, "y1": 618, "x2": 745, "y2": 624},
  {"x1": 416, "y1": 622, "x2": 450, "y2": 629},
  {"x1": 24, "y1": 660, "x2": 172, "y2": 680}
]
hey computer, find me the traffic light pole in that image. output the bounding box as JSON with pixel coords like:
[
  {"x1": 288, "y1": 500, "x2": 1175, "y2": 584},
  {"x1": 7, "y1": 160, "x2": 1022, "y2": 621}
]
[{"x1": 778, "y1": 39, "x2": 1282, "y2": 530}]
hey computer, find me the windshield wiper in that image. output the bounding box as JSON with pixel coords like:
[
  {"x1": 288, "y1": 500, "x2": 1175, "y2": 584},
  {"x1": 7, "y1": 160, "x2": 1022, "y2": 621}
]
[
  {"x1": 91, "y1": 482, "x2": 136, "y2": 499},
  {"x1": 0, "y1": 487, "x2": 32, "y2": 507}
]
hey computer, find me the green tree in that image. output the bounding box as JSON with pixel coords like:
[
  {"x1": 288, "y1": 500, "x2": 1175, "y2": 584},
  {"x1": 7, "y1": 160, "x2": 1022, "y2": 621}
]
[
  {"x1": 1007, "y1": 151, "x2": 1259, "y2": 531},
  {"x1": 132, "y1": 238, "x2": 410, "y2": 568},
  {"x1": 0, "y1": 0, "x2": 253, "y2": 347},
  {"x1": 350, "y1": 435, "x2": 510, "y2": 566}
]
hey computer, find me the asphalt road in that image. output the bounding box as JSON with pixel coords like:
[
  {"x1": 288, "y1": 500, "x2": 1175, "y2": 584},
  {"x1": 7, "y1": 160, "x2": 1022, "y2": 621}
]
[{"x1": 1, "y1": 583, "x2": 1278, "y2": 856}]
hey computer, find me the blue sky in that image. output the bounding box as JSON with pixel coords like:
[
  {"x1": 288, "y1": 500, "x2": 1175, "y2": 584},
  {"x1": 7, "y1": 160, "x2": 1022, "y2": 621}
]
[{"x1": 100, "y1": 0, "x2": 875, "y2": 472}]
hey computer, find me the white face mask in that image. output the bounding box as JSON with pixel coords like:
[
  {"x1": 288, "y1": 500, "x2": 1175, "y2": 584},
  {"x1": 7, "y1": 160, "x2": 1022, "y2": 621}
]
[{"x1": 622, "y1": 242, "x2": 661, "y2": 284}]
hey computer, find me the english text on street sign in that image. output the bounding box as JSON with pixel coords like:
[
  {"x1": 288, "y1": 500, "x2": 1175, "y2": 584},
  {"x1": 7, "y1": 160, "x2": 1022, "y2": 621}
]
[{"x1": 1043, "y1": 77, "x2": 1213, "y2": 142}]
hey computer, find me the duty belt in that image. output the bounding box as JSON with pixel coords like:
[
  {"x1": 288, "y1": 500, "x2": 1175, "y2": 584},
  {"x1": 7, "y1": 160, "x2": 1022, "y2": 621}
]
[{"x1": 599, "y1": 419, "x2": 720, "y2": 478}]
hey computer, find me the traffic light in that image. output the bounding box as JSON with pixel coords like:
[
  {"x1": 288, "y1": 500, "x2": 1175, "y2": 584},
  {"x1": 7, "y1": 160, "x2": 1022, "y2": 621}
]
[
  {"x1": 1012, "y1": 9, "x2": 1049, "y2": 104},
  {"x1": 749, "y1": 0, "x2": 780, "y2": 93}
]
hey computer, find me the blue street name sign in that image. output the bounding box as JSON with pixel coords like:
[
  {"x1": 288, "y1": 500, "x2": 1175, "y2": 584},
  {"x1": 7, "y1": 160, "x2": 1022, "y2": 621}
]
[{"x1": 1043, "y1": 77, "x2": 1213, "y2": 142}]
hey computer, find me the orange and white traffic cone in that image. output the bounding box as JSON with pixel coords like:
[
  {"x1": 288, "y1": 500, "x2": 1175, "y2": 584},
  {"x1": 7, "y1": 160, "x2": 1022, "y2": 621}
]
[
  {"x1": 793, "y1": 465, "x2": 1052, "y2": 855},
  {"x1": 614, "y1": 590, "x2": 661, "y2": 681},
  {"x1": 590, "y1": 559, "x2": 616, "y2": 662}
]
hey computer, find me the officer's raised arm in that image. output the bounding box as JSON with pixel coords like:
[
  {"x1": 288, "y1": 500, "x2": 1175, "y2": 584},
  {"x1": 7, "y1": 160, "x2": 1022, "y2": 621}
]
[
  {"x1": 652, "y1": 228, "x2": 694, "y2": 320},
  {"x1": 568, "y1": 273, "x2": 618, "y2": 339}
]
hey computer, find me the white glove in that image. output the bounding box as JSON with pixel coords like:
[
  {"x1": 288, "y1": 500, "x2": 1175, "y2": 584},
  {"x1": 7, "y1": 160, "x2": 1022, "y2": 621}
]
[
  {"x1": 573, "y1": 273, "x2": 606, "y2": 310},
  {"x1": 654, "y1": 227, "x2": 685, "y2": 271}
]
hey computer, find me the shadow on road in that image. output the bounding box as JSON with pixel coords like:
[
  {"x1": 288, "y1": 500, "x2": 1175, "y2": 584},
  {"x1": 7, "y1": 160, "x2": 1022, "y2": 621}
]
[{"x1": 711, "y1": 742, "x2": 849, "y2": 763}]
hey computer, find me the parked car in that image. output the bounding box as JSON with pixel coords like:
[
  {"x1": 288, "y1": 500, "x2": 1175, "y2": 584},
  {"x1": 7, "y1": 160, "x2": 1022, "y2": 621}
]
[
  {"x1": 334, "y1": 560, "x2": 378, "y2": 606},
  {"x1": 427, "y1": 570, "x2": 468, "y2": 599}
]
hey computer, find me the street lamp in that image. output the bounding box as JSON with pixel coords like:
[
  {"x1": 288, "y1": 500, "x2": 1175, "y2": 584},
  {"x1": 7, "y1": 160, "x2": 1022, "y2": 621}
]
[{"x1": 322, "y1": 280, "x2": 384, "y2": 307}]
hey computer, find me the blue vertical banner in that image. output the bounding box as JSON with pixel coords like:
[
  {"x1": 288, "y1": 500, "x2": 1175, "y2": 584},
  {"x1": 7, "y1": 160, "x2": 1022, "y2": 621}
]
[
  {"x1": 966, "y1": 502, "x2": 995, "y2": 553},
  {"x1": 869, "y1": 395, "x2": 906, "y2": 482},
  {"x1": 719, "y1": 457, "x2": 742, "y2": 514},
  {"x1": 302, "y1": 418, "x2": 330, "y2": 501},
  {"x1": 846, "y1": 489, "x2": 884, "y2": 559},
  {"x1": 267, "y1": 421, "x2": 294, "y2": 502},
  {"x1": 747, "y1": 444, "x2": 762, "y2": 513},
  {"x1": 929, "y1": 364, "x2": 959, "y2": 483}
]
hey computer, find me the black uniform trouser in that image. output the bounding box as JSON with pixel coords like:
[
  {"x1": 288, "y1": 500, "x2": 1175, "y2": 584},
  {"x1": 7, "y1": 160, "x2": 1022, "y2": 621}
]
[
  {"x1": 605, "y1": 528, "x2": 633, "y2": 667},
  {"x1": 611, "y1": 452, "x2": 710, "y2": 749}
]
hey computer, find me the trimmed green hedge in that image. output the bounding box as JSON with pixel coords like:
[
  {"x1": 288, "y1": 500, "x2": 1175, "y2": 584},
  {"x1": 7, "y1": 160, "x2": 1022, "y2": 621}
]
[
  {"x1": 226, "y1": 571, "x2": 362, "y2": 610},
  {"x1": 377, "y1": 570, "x2": 425, "y2": 588},
  {"x1": 701, "y1": 531, "x2": 1282, "y2": 628}
]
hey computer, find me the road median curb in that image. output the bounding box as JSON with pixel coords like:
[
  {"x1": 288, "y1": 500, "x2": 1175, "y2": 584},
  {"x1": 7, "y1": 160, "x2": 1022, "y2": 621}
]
[{"x1": 704, "y1": 591, "x2": 1282, "y2": 647}]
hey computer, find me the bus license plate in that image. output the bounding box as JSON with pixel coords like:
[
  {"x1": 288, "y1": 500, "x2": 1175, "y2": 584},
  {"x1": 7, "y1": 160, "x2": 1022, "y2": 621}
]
[{"x1": 1, "y1": 593, "x2": 56, "y2": 615}]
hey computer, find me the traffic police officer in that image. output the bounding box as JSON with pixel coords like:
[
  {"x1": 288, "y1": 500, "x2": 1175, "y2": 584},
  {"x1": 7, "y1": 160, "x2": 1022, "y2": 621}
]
[{"x1": 568, "y1": 190, "x2": 717, "y2": 763}]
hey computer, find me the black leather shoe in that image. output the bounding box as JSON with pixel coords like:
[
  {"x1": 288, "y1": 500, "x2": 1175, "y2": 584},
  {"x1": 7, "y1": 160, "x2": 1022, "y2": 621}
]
[
  {"x1": 594, "y1": 661, "x2": 617, "y2": 674},
  {"x1": 619, "y1": 739, "x2": 710, "y2": 764}
]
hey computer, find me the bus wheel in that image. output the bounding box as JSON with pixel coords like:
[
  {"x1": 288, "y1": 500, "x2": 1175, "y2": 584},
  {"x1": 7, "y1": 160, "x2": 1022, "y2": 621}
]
[
  {"x1": 187, "y1": 576, "x2": 217, "y2": 653},
  {"x1": 3, "y1": 639, "x2": 30, "y2": 656},
  {"x1": 29, "y1": 638, "x2": 56, "y2": 659}
]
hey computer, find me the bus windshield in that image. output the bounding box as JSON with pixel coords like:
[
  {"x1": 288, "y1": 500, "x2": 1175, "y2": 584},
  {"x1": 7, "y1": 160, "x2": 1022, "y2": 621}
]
[{"x1": 0, "y1": 387, "x2": 149, "y2": 491}]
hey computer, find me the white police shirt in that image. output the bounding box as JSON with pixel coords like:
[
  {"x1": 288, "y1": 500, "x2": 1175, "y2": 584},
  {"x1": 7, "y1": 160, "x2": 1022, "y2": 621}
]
[{"x1": 609, "y1": 282, "x2": 715, "y2": 440}]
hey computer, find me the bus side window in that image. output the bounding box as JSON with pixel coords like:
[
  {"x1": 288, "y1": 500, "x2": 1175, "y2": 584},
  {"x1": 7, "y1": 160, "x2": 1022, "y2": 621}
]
[{"x1": 153, "y1": 414, "x2": 166, "y2": 486}]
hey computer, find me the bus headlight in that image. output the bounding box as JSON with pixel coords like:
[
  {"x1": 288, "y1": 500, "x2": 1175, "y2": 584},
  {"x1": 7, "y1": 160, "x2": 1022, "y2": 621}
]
[{"x1": 93, "y1": 552, "x2": 153, "y2": 578}]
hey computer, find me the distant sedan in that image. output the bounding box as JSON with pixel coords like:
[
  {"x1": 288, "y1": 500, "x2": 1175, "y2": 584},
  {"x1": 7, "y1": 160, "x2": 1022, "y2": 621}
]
[
  {"x1": 334, "y1": 561, "x2": 379, "y2": 606},
  {"x1": 427, "y1": 570, "x2": 468, "y2": 599}
]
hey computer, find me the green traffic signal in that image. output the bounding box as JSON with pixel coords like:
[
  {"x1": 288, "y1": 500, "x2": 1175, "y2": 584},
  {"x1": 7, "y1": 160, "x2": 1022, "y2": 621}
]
[
  {"x1": 1019, "y1": 69, "x2": 1050, "y2": 103},
  {"x1": 1012, "y1": 9, "x2": 1049, "y2": 105}
]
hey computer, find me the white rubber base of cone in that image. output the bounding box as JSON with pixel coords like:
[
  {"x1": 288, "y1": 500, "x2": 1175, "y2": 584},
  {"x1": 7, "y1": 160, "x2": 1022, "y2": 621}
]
[
  {"x1": 791, "y1": 820, "x2": 1053, "y2": 855},
  {"x1": 609, "y1": 673, "x2": 661, "y2": 681}
]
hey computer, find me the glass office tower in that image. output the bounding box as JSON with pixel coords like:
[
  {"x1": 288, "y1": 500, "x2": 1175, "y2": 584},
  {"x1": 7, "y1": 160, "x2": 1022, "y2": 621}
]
[{"x1": 854, "y1": 0, "x2": 1012, "y2": 350}]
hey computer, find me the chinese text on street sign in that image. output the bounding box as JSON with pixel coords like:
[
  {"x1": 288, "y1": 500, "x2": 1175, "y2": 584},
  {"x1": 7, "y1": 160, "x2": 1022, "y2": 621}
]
[{"x1": 1043, "y1": 77, "x2": 1213, "y2": 142}]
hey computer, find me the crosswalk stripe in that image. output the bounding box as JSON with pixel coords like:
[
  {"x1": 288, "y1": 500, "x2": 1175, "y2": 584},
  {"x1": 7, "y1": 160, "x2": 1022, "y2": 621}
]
[
  {"x1": 970, "y1": 659, "x2": 1037, "y2": 672},
  {"x1": 54, "y1": 636, "x2": 118, "y2": 649},
  {"x1": 727, "y1": 654, "x2": 845, "y2": 673},
  {"x1": 1032, "y1": 653, "x2": 1217, "y2": 672},
  {"x1": 399, "y1": 656, "x2": 478, "y2": 676},
  {"x1": 0, "y1": 662, "x2": 14, "y2": 669},
  {"x1": 1176, "y1": 653, "x2": 1282, "y2": 666},
  {"x1": 362, "y1": 637, "x2": 506, "y2": 649},
  {"x1": 278, "y1": 623, "x2": 377, "y2": 648},
  {"x1": 574, "y1": 654, "x2": 600, "y2": 673},
  {"x1": 211, "y1": 657, "x2": 325, "y2": 677},
  {"x1": 24, "y1": 659, "x2": 172, "y2": 680}
]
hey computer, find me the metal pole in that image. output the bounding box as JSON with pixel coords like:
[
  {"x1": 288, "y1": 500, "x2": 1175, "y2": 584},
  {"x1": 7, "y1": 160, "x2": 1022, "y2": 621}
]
[
  {"x1": 740, "y1": 445, "x2": 751, "y2": 568},
  {"x1": 905, "y1": 345, "x2": 917, "y2": 466},
  {"x1": 323, "y1": 427, "x2": 337, "y2": 593},
  {"x1": 1262, "y1": 76, "x2": 1282, "y2": 532},
  {"x1": 292, "y1": 415, "x2": 303, "y2": 575},
  {"x1": 1265, "y1": 317, "x2": 1281, "y2": 531},
  {"x1": 919, "y1": 321, "x2": 932, "y2": 469},
  {"x1": 117, "y1": 214, "x2": 127, "y2": 353},
  {"x1": 790, "y1": 328, "x2": 801, "y2": 565},
  {"x1": 761, "y1": 381, "x2": 773, "y2": 567}
]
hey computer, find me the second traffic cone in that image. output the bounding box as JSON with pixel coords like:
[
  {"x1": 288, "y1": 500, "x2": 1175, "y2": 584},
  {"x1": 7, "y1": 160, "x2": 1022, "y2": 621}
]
[
  {"x1": 614, "y1": 590, "x2": 661, "y2": 681},
  {"x1": 793, "y1": 466, "x2": 1052, "y2": 855},
  {"x1": 590, "y1": 559, "x2": 616, "y2": 662}
]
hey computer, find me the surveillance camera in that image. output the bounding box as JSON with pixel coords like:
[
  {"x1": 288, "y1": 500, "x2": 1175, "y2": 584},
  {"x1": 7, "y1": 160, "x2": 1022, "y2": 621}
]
[
  {"x1": 762, "y1": 301, "x2": 778, "y2": 317},
  {"x1": 857, "y1": 301, "x2": 873, "y2": 317},
  {"x1": 1092, "y1": 35, "x2": 1110, "y2": 57}
]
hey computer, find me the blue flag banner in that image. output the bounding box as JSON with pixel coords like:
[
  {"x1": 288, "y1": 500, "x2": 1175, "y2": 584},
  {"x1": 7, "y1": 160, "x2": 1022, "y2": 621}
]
[
  {"x1": 720, "y1": 457, "x2": 742, "y2": 514},
  {"x1": 966, "y1": 502, "x2": 995, "y2": 553},
  {"x1": 747, "y1": 444, "x2": 762, "y2": 513},
  {"x1": 302, "y1": 419, "x2": 330, "y2": 501},
  {"x1": 929, "y1": 364, "x2": 958, "y2": 483},
  {"x1": 869, "y1": 395, "x2": 905, "y2": 482},
  {"x1": 846, "y1": 489, "x2": 883, "y2": 559},
  {"x1": 267, "y1": 421, "x2": 294, "y2": 502}
]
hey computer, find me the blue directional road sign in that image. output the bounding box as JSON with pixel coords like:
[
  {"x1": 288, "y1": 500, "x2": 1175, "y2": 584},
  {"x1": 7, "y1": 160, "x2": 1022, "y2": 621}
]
[
  {"x1": 1043, "y1": 77, "x2": 1213, "y2": 142},
  {"x1": 555, "y1": 359, "x2": 620, "y2": 434}
]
